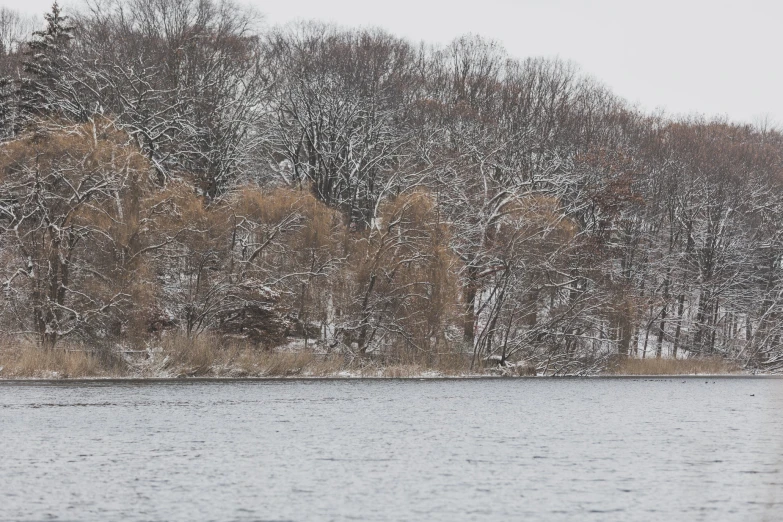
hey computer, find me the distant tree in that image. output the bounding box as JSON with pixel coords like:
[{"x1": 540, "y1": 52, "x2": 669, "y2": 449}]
[
  {"x1": 265, "y1": 23, "x2": 419, "y2": 227},
  {"x1": 0, "y1": 7, "x2": 35, "y2": 139},
  {"x1": 73, "y1": 0, "x2": 269, "y2": 195},
  {"x1": 18, "y1": 2, "x2": 83, "y2": 122},
  {"x1": 0, "y1": 119, "x2": 151, "y2": 347},
  {"x1": 0, "y1": 7, "x2": 35, "y2": 55},
  {"x1": 333, "y1": 190, "x2": 458, "y2": 359}
]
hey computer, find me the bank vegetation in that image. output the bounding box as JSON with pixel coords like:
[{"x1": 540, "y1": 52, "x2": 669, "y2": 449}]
[{"x1": 1, "y1": 2, "x2": 783, "y2": 377}]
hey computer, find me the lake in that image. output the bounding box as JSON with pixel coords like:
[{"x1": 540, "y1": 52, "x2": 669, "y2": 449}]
[{"x1": 1, "y1": 378, "x2": 782, "y2": 521}]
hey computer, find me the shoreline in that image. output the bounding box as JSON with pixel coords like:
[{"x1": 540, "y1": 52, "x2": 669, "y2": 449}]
[
  {"x1": 1, "y1": 338, "x2": 767, "y2": 379},
  {"x1": 3, "y1": 373, "x2": 780, "y2": 384}
]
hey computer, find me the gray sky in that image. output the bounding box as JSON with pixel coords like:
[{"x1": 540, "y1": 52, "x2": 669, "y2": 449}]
[{"x1": 8, "y1": 0, "x2": 782, "y2": 125}]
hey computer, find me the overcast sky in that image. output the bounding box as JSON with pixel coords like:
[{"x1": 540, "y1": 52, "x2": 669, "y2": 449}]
[{"x1": 7, "y1": 0, "x2": 782, "y2": 125}]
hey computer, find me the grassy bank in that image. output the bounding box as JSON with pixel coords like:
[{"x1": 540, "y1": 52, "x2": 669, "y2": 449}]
[
  {"x1": 0, "y1": 337, "x2": 750, "y2": 379},
  {"x1": 0, "y1": 336, "x2": 484, "y2": 379},
  {"x1": 603, "y1": 356, "x2": 743, "y2": 376}
]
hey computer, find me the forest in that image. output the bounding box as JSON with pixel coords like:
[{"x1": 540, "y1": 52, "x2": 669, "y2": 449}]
[{"x1": 1, "y1": 0, "x2": 783, "y2": 376}]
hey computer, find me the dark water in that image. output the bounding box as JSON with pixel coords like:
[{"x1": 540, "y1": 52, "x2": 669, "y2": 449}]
[{"x1": 1, "y1": 378, "x2": 782, "y2": 522}]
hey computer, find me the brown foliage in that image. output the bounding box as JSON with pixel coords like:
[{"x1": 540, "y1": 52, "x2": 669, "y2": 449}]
[
  {"x1": 338, "y1": 190, "x2": 459, "y2": 358},
  {"x1": 0, "y1": 118, "x2": 155, "y2": 347}
]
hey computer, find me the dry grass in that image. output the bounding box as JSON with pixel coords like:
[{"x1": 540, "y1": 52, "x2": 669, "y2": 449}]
[
  {"x1": 151, "y1": 334, "x2": 483, "y2": 378},
  {"x1": 0, "y1": 339, "x2": 125, "y2": 378},
  {"x1": 605, "y1": 356, "x2": 743, "y2": 376},
  {"x1": 150, "y1": 335, "x2": 350, "y2": 377},
  {"x1": 3, "y1": 334, "x2": 747, "y2": 379},
  {"x1": 0, "y1": 333, "x2": 520, "y2": 379}
]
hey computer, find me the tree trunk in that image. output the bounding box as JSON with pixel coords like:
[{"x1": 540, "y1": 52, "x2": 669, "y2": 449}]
[
  {"x1": 462, "y1": 265, "x2": 478, "y2": 344},
  {"x1": 672, "y1": 293, "x2": 686, "y2": 358}
]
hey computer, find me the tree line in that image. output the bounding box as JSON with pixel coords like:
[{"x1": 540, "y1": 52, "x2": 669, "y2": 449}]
[{"x1": 1, "y1": 1, "x2": 782, "y2": 374}]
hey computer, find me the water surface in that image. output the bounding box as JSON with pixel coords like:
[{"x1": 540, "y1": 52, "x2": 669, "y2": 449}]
[{"x1": 1, "y1": 378, "x2": 782, "y2": 521}]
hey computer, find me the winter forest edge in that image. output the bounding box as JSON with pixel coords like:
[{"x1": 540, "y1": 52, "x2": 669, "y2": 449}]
[{"x1": 1, "y1": 1, "x2": 782, "y2": 377}]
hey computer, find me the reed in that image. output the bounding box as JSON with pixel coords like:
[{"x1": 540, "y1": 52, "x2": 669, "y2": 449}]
[
  {"x1": 2, "y1": 333, "x2": 746, "y2": 378},
  {"x1": 605, "y1": 356, "x2": 742, "y2": 376},
  {"x1": 0, "y1": 338, "x2": 124, "y2": 378}
]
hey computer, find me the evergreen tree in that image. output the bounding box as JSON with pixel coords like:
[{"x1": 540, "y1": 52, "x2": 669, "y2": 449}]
[{"x1": 18, "y1": 2, "x2": 75, "y2": 120}]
